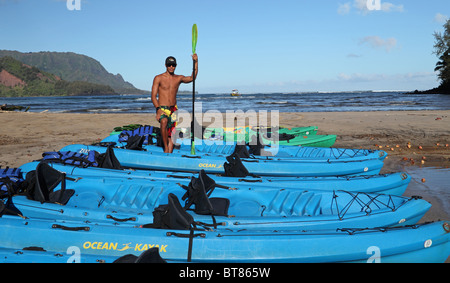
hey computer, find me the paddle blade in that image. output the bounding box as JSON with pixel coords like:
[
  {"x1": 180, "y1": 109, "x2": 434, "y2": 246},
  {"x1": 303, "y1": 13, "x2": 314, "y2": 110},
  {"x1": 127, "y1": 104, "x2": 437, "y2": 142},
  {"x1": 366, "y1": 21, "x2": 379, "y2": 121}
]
[
  {"x1": 191, "y1": 140, "x2": 196, "y2": 155},
  {"x1": 192, "y1": 24, "x2": 198, "y2": 54}
]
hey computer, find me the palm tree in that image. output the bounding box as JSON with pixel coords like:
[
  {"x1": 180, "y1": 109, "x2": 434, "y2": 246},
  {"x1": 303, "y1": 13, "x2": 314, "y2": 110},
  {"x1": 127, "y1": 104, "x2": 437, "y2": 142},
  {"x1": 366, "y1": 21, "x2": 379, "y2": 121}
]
[{"x1": 433, "y1": 20, "x2": 450, "y2": 88}]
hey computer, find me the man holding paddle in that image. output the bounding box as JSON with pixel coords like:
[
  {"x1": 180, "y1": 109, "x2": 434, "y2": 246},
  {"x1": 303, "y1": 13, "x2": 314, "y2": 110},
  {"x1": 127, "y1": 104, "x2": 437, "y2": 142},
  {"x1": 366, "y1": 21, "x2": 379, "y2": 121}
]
[{"x1": 151, "y1": 53, "x2": 198, "y2": 153}]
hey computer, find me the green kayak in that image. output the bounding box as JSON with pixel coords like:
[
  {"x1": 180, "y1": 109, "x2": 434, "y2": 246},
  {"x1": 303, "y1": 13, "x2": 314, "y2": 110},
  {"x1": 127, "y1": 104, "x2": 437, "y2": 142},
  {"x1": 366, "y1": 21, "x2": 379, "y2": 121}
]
[
  {"x1": 203, "y1": 126, "x2": 336, "y2": 147},
  {"x1": 259, "y1": 133, "x2": 337, "y2": 147},
  {"x1": 111, "y1": 125, "x2": 318, "y2": 138},
  {"x1": 110, "y1": 125, "x2": 335, "y2": 147},
  {"x1": 252, "y1": 125, "x2": 318, "y2": 136}
]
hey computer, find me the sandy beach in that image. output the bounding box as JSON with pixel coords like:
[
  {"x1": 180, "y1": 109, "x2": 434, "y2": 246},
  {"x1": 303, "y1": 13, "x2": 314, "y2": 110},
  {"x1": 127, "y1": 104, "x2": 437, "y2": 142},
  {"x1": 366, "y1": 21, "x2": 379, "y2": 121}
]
[
  {"x1": 0, "y1": 109, "x2": 449, "y2": 262},
  {"x1": 2, "y1": 110, "x2": 449, "y2": 169}
]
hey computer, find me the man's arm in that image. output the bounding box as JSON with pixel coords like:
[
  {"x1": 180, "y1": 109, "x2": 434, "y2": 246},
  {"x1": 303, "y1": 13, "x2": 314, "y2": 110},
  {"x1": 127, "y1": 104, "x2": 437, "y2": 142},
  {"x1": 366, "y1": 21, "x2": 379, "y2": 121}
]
[
  {"x1": 151, "y1": 75, "x2": 160, "y2": 108},
  {"x1": 151, "y1": 76, "x2": 163, "y2": 121},
  {"x1": 181, "y1": 54, "x2": 198, "y2": 83}
]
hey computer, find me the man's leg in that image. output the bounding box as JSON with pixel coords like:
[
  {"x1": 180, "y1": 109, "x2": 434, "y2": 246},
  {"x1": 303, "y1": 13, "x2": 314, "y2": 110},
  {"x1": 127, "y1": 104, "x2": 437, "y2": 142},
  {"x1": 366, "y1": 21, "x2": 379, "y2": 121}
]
[
  {"x1": 168, "y1": 136, "x2": 174, "y2": 153},
  {"x1": 167, "y1": 108, "x2": 177, "y2": 153},
  {"x1": 159, "y1": 118, "x2": 169, "y2": 153}
]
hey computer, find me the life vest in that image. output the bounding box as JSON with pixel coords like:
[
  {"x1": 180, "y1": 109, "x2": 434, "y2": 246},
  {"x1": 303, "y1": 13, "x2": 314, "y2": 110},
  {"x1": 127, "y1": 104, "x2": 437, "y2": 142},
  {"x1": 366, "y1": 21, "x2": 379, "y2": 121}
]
[
  {"x1": 119, "y1": 125, "x2": 156, "y2": 145},
  {"x1": 41, "y1": 151, "x2": 100, "y2": 168},
  {"x1": 40, "y1": 147, "x2": 122, "y2": 170},
  {"x1": 0, "y1": 167, "x2": 23, "y2": 180},
  {"x1": 0, "y1": 167, "x2": 24, "y2": 199}
]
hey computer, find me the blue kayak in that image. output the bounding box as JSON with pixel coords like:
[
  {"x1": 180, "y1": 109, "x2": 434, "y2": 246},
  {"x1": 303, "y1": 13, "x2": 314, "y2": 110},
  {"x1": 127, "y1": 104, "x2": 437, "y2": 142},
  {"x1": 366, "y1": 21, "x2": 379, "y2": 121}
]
[
  {"x1": 0, "y1": 247, "x2": 116, "y2": 263},
  {"x1": 0, "y1": 246, "x2": 167, "y2": 263},
  {"x1": 101, "y1": 133, "x2": 338, "y2": 158},
  {"x1": 102, "y1": 131, "x2": 381, "y2": 160},
  {"x1": 3, "y1": 163, "x2": 430, "y2": 231},
  {"x1": 19, "y1": 160, "x2": 411, "y2": 196},
  {"x1": 0, "y1": 214, "x2": 448, "y2": 263},
  {"x1": 59, "y1": 144, "x2": 386, "y2": 177}
]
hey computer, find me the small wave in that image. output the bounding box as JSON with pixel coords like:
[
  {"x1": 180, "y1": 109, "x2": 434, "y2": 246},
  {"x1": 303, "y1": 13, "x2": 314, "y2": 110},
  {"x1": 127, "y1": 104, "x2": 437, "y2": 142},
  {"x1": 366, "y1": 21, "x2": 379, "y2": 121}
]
[
  {"x1": 257, "y1": 101, "x2": 289, "y2": 105},
  {"x1": 135, "y1": 97, "x2": 151, "y2": 101},
  {"x1": 88, "y1": 108, "x2": 126, "y2": 112},
  {"x1": 388, "y1": 101, "x2": 417, "y2": 106},
  {"x1": 202, "y1": 96, "x2": 245, "y2": 100}
]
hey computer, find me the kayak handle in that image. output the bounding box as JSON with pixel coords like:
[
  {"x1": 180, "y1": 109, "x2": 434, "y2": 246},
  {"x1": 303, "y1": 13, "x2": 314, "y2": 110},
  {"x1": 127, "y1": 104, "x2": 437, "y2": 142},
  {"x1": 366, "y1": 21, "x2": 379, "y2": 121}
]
[
  {"x1": 106, "y1": 215, "x2": 137, "y2": 222},
  {"x1": 166, "y1": 175, "x2": 191, "y2": 179},
  {"x1": 52, "y1": 224, "x2": 90, "y2": 232},
  {"x1": 181, "y1": 155, "x2": 201, "y2": 159},
  {"x1": 241, "y1": 159, "x2": 259, "y2": 163},
  {"x1": 238, "y1": 179, "x2": 262, "y2": 183}
]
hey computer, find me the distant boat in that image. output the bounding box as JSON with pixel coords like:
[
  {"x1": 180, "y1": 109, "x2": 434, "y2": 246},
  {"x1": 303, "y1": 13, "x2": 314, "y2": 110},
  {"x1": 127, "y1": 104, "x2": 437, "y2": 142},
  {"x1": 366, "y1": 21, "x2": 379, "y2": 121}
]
[{"x1": 231, "y1": 89, "x2": 241, "y2": 96}]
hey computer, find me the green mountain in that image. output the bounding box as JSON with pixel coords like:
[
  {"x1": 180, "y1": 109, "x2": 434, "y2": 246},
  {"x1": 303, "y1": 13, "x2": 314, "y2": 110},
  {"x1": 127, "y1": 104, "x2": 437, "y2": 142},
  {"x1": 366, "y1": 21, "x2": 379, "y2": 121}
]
[
  {"x1": 0, "y1": 56, "x2": 116, "y2": 97},
  {"x1": 0, "y1": 50, "x2": 145, "y2": 94}
]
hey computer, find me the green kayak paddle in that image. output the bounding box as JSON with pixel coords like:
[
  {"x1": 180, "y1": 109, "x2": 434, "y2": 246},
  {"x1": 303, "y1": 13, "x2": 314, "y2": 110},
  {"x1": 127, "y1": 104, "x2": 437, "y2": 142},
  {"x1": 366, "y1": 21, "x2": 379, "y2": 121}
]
[{"x1": 191, "y1": 23, "x2": 198, "y2": 155}]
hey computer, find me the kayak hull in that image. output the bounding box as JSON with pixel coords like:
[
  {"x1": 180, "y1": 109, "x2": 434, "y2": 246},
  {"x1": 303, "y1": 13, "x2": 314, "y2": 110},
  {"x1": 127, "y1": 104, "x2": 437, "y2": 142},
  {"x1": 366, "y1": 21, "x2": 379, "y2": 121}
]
[
  {"x1": 0, "y1": 216, "x2": 448, "y2": 263},
  {"x1": 59, "y1": 144, "x2": 385, "y2": 177},
  {"x1": 19, "y1": 161, "x2": 411, "y2": 196},
  {"x1": 6, "y1": 169, "x2": 428, "y2": 230}
]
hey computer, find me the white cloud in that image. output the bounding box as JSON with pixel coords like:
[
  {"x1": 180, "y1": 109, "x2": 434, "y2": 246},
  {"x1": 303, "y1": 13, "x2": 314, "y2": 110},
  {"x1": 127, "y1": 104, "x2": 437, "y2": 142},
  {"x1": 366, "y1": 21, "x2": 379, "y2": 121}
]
[
  {"x1": 337, "y1": 72, "x2": 436, "y2": 83},
  {"x1": 347, "y1": 53, "x2": 363, "y2": 58},
  {"x1": 359, "y1": 36, "x2": 397, "y2": 52},
  {"x1": 338, "y1": 2, "x2": 351, "y2": 15},
  {"x1": 338, "y1": 72, "x2": 387, "y2": 82},
  {"x1": 434, "y1": 13, "x2": 448, "y2": 24},
  {"x1": 231, "y1": 71, "x2": 437, "y2": 93},
  {"x1": 339, "y1": 0, "x2": 404, "y2": 15},
  {"x1": 379, "y1": 2, "x2": 404, "y2": 12},
  {"x1": 333, "y1": 71, "x2": 437, "y2": 91},
  {"x1": 354, "y1": 0, "x2": 371, "y2": 12}
]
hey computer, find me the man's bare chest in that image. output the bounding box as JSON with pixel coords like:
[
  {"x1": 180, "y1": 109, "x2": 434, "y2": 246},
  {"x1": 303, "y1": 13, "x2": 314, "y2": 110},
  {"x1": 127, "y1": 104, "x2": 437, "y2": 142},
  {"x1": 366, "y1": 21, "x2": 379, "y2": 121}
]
[{"x1": 159, "y1": 76, "x2": 181, "y2": 90}]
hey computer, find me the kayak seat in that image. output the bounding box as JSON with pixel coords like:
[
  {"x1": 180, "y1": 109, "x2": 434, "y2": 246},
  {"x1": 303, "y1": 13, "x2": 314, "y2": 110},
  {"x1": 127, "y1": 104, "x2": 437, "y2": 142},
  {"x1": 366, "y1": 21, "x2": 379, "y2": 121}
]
[
  {"x1": 25, "y1": 163, "x2": 74, "y2": 205},
  {"x1": 223, "y1": 154, "x2": 251, "y2": 177},
  {"x1": 207, "y1": 198, "x2": 230, "y2": 217},
  {"x1": 182, "y1": 170, "x2": 230, "y2": 216},
  {"x1": 113, "y1": 247, "x2": 167, "y2": 263},
  {"x1": 143, "y1": 193, "x2": 194, "y2": 230},
  {"x1": 165, "y1": 193, "x2": 194, "y2": 230}
]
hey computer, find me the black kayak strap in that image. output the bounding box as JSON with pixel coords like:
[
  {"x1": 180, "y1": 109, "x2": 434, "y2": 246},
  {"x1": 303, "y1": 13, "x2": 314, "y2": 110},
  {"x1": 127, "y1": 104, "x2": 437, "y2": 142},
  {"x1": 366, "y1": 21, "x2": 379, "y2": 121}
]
[{"x1": 166, "y1": 228, "x2": 206, "y2": 262}]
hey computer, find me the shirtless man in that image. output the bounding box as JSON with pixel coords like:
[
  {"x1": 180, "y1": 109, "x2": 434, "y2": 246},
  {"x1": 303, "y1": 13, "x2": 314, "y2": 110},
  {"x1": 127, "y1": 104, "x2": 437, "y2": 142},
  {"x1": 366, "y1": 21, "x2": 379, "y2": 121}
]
[{"x1": 151, "y1": 54, "x2": 198, "y2": 153}]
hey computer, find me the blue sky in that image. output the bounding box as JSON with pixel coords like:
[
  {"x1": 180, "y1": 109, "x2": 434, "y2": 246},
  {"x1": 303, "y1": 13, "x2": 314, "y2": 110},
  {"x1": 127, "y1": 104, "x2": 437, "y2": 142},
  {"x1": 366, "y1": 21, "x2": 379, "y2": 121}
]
[{"x1": 0, "y1": 0, "x2": 448, "y2": 93}]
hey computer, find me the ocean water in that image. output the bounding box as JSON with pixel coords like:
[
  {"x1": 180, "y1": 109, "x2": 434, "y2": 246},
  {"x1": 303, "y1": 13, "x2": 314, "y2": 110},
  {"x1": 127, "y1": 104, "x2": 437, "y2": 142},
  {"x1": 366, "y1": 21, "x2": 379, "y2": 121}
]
[
  {"x1": 403, "y1": 166, "x2": 450, "y2": 218},
  {"x1": 2, "y1": 91, "x2": 450, "y2": 113}
]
